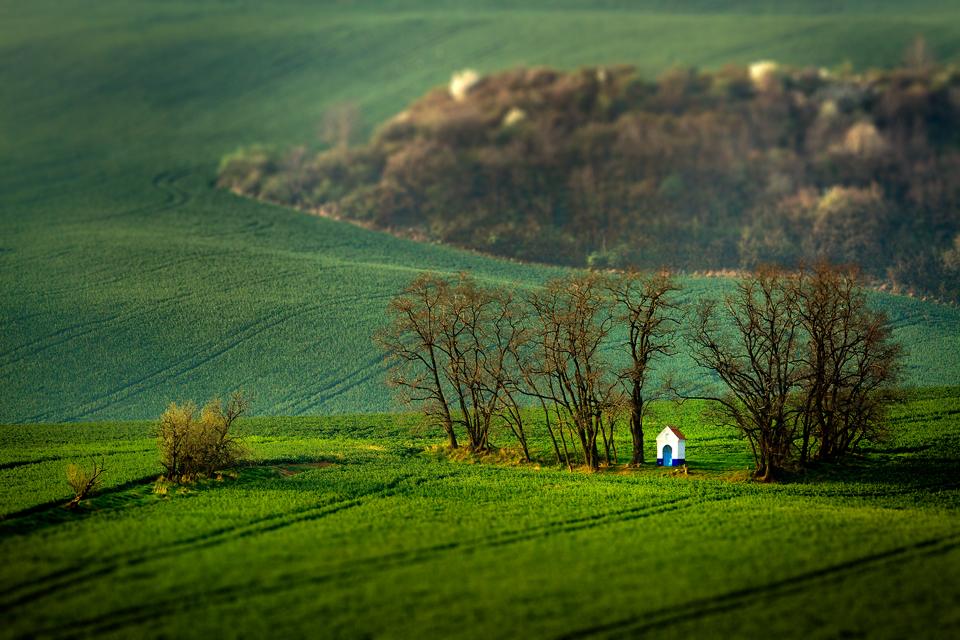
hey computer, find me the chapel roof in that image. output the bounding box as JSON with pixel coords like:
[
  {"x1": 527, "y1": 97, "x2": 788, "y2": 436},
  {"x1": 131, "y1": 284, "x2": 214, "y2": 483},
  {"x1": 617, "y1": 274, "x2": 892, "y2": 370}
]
[{"x1": 660, "y1": 425, "x2": 686, "y2": 440}]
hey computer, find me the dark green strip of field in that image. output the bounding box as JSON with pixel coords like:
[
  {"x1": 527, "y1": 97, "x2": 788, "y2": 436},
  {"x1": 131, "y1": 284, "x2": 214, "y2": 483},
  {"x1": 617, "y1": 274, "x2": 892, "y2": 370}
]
[
  {"x1": 1, "y1": 388, "x2": 959, "y2": 639},
  {"x1": 2, "y1": 1, "x2": 959, "y2": 424}
]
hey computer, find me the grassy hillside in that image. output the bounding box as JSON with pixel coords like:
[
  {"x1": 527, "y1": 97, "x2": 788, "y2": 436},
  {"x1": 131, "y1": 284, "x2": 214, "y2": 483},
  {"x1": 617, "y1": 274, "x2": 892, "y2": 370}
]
[
  {"x1": 2, "y1": 389, "x2": 959, "y2": 638},
  {"x1": 2, "y1": 0, "x2": 960, "y2": 424}
]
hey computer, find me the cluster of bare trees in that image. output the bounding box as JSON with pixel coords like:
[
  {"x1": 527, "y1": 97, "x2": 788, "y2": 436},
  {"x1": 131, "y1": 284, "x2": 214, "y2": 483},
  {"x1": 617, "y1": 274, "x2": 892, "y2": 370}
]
[
  {"x1": 378, "y1": 261, "x2": 904, "y2": 478},
  {"x1": 376, "y1": 270, "x2": 679, "y2": 472},
  {"x1": 685, "y1": 261, "x2": 904, "y2": 480}
]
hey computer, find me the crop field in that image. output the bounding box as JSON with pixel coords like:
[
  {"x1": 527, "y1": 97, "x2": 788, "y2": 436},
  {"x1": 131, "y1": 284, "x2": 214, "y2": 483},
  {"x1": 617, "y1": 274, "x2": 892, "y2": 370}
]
[
  {"x1": 2, "y1": 2, "x2": 960, "y2": 633},
  {"x1": 2, "y1": 1, "x2": 960, "y2": 424},
  {"x1": 1, "y1": 388, "x2": 959, "y2": 638}
]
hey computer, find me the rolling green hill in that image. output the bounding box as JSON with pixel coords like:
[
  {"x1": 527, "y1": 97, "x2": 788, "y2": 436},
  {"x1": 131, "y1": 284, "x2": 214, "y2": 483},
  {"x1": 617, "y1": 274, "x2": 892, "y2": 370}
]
[{"x1": 2, "y1": 0, "x2": 960, "y2": 424}]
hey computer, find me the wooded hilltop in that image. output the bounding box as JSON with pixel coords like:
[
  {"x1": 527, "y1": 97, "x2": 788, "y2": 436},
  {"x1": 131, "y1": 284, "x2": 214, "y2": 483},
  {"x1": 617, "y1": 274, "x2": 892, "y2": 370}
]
[{"x1": 218, "y1": 48, "x2": 960, "y2": 302}]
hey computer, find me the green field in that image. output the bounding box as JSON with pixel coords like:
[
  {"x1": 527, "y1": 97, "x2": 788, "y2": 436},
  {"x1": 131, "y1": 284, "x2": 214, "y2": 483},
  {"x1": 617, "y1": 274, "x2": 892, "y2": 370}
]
[
  {"x1": 2, "y1": 388, "x2": 959, "y2": 638},
  {"x1": 2, "y1": 2, "x2": 960, "y2": 636},
  {"x1": 2, "y1": 1, "x2": 960, "y2": 423}
]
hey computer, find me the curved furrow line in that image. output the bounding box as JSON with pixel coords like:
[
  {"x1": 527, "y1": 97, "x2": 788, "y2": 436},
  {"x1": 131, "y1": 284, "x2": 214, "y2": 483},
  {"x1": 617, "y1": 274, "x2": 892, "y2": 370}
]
[
  {"x1": 276, "y1": 358, "x2": 387, "y2": 416},
  {"x1": 0, "y1": 448, "x2": 153, "y2": 472},
  {"x1": 0, "y1": 311, "x2": 123, "y2": 365},
  {"x1": 7, "y1": 240, "x2": 297, "y2": 308},
  {"x1": 82, "y1": 169, "x2": 195, "y2": 225},
  {"x1": 0, "y1": 471, "x2": 426, "y2": 610},
  {"x1": 268, "y1": 365, "x2": 368, "y2": 416},
  {"x1": 235, "y1": 216, "x2": 276, "y2": 236},
  {"x1": 0, "y1": 246, "x2": 308, "y2": 368},
  {"x1": 0, "y1": 248, "x2": 74, "y2": 272},
  {"x1": 704, "y1": 20, "x2": 827, "y2": 64},
  {"x1": 559, "y1": 532, "x2": 960, "y2": 640},
  {"x1": 25, "y1": 249, "x2": 236, "y2": 299},
  {"x1": 18, "y1": 265, "x2": 174, "y2": 300},
  {"x1": 38, "y1": 495, "x2": 699, "y2": 639},
  {"x1": 33, "y1": 300, "x2": 327, "y2": 423},
  {"x1": 10, "y1": 278, "x2": 311, "y2": 421},
  {"x1": 0, "y1": 295, "x2": 199, "y2": 370},
  {"x1": 0, "y1": 498, "x2": 362, "y2": 614},
  {"x1": 0, "y1": 457, "x2": 63, "y2": 471},
  {"x1": 362, "y1": 17, "x2": 487, "y2": 73}
]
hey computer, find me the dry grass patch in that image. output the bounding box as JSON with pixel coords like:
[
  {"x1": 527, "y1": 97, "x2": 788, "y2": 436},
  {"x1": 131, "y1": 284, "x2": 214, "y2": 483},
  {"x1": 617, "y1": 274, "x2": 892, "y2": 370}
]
[
  {"x1": 424, "y1": 444, "x2": 542, "y2": 468},
  {"x1": 269, "y1": 461, "x2": 338, "y2": 477}
]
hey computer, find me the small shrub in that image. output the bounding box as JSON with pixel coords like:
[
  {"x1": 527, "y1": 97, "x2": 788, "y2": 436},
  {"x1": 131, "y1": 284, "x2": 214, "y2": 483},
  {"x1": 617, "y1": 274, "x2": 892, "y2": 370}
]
[
  {"x1": 65, "y1": 455, "x2": 106, "y2": 510},
  {"x1": 156, "y1": 392, "x2": 251, "y2": 484}
]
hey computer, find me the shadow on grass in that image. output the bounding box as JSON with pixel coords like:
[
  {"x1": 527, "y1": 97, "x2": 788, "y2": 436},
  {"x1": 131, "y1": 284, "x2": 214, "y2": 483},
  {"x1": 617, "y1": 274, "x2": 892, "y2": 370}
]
[
  {"x1": 780, "y1": 451, "x2": 960, "y2": 501},
  {"x1": 0, "y1": 475, "x2": 160, "y2": 537},
  {"x1": 0, "y1": 461, "x2": 325, "y2": 539}
]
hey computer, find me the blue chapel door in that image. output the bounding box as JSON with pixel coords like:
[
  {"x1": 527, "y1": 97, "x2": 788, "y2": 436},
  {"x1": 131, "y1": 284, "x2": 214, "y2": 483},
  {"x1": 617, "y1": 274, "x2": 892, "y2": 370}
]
[{"x1": 663, "y1": 445, "x2": 673, "y2": 467}]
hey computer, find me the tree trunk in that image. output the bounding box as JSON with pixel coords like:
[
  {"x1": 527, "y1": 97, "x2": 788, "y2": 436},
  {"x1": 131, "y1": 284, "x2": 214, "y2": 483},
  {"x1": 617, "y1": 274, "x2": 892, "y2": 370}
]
[
  {"x1": 577, "y1": 426, "x2": 600, "y2": 472},
  {"x1": 629, "y1": 387, "x2": 644, "y2": 466},
  {"x1": 761, "y1": 462, "x2": 777, "y2": 483},
  {"x1": 541, "y1": 401, "x2": 563, "y2": 465},
  {"x1": 799, "y1": 422, "x2": 811, "y2": 465},
  {"x1": 446, "y1": 426, "x2": 459, "y2": 449},
  {"x1": 599, "y1": 414, "x2": 612, "y2": 465}
]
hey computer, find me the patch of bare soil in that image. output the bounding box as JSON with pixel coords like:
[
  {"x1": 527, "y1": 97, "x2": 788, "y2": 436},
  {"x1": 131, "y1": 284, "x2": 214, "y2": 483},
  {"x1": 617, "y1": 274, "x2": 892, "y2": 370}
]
[{"x1": 269, "y1": 461, "x2": 338, "y2": 477}]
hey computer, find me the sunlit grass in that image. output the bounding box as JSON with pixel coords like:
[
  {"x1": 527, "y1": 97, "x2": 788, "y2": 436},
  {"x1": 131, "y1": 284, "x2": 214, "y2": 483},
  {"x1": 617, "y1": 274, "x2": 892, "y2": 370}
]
[{"x1": 1, "y1": 389, "x2": 959, "y2": 638}]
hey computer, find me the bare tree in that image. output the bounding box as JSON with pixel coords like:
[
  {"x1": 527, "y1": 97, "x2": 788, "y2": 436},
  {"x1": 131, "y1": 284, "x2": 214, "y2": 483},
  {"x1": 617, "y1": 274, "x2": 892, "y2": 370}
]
[
  {"x1": 526, "y1": 273, "x2": 621, "y2": 471},
  {"x1": 904, "y1": 34, "x2": 935, "y2": 71},
  {"x1": 377, "y1": 272, "x2": 526, "y2": 453},
  {"x1": 511, "y1": 324, "x2": 569, "y2": 468},
  {"x1": 684, "y1": 265, "x2": 804, "y2": 481},
  {"x1": 436, "y1": 274, "x2": 520, "y2": 452},
  {"x1": 377, "y1": 272, "x2": 460, "y2": 448},
  {"x1": 489, "y1": 287, "x2": 536, "y2": 461},
  {"x1": 795, "y1": 260, "x2": 905, "y2": 463},
  {"x1": 608, "y1": 269, "x2": 682, "y2": 466},
  {"x1": 320, "y1": 101, "x2": 363, "y2": 150}
]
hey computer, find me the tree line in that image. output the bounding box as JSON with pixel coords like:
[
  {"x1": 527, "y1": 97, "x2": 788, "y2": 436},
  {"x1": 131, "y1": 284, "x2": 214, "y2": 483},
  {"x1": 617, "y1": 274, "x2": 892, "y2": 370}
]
[
  {"x1": 219, "y1": 49, "x2": 960, "y2": 303},
  {"x1": 376, "y1": 261, "x2": 904, "y2": 480}
]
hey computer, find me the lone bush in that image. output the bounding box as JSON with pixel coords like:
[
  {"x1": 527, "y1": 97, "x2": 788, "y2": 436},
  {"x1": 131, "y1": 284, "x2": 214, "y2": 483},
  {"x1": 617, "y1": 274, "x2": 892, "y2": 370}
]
[
  {"x1": 65, "y1": 455, "x2": 107, "y2": 510},
  {"x1": 156, "y1": 392, "x2": 251, "y2": 484}
]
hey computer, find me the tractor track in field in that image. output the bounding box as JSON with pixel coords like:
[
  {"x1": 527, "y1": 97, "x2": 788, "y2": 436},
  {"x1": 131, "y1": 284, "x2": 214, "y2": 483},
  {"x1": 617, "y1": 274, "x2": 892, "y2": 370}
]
[
  {"x1": 96, "y1": 169, "x2": 194, "y2": 223},
  {"x1": 24, "y1": 250, "x2": 237, "y2": 299},
  {"x1": 7, "y1": 280, "x2": 386, "y2": 423},
  {"x1": 0, "y1": 470, "x2": 429, "y2": 612},
  {"x1": 6, "y1": 451, "x2": 960, "y2": 640},
  {"x1": 559, "y1": 532, "x2": 960, "y2": 639},
  {"x1": 67, "y1": 499, "x2": 960, "y2": 640},
  {"x1": 15, "y1": 256, "x2": 198, "y2": 298},
  {"x1": 2, "y1": 155, "x2": 401, "y2": 422},
  {"x1": 0, "y1": 258, "x2": 302, "y2": 374},
  {"x1": 28, "y1": 297, "x2": 329, "y2": 424},
  {"x1": 0, "y1": 457, "x2": 65, "y2": 471},
  {"x1": 0, "y1": 470, "x2": 160, "y2": 529},
  {"x1": 0, "y1": 448, "x2": 153, "y2": 473},
  {"x1": 705, "y1": 21, "x2": 828, "y2": 65},
  {"x1": 0, "y1": 169, "x2": 198, "y2": 366},
  {"x1": 275, "y1": 359, "x2": 389, "y2": 416},
  {"x1": 7, "y1": 493, "x2": 711, "y2": 639}
]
